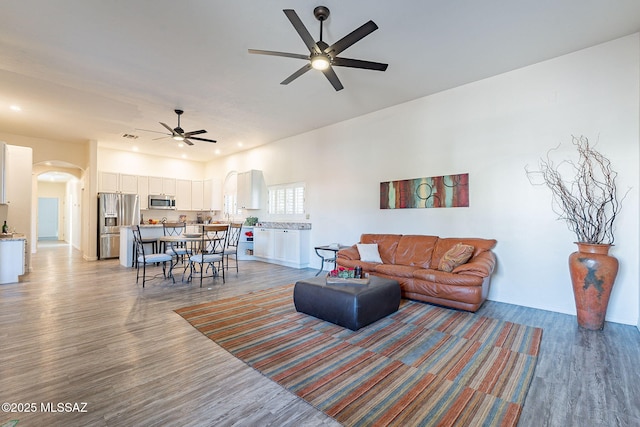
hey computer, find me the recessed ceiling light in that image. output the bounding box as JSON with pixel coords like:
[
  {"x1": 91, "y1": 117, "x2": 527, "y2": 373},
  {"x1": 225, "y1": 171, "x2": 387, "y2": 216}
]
[
  {"x1": 132, "y1": 146, "x2": 139, "y2": 152},
  {"x1": 9, "y1": 105, "x2": 21, "y2": 112},
  {"x1": 181, "y1": 154, "x2": 187, "y2": 159},
  {"x1": 214, "y1": 149, "x2": 221, "y2": 155},
  {"x1": 237, "y1": 142, "x2": 244, "y2": 147},
  {"x1": 178, "y1": 143, "x2": 184, "y2": 148}
]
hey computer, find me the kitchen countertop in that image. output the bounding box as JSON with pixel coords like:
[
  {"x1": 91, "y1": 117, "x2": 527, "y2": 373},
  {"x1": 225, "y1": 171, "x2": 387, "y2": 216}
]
[
  {"x1": 255, "y1": 222, "x2": 312, "y2": 230},
  {"x1": 0, "y1": 233, "x2": 27, "y2": 241}
]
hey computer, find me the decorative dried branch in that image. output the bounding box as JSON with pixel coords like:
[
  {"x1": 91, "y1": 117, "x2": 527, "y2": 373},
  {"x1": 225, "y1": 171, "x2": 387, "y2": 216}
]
[{"x1": 525, "y1": 135, "x2": 626, "y2": 244}]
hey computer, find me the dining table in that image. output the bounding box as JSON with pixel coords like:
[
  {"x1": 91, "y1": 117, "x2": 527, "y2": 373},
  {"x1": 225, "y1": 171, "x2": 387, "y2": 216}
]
[{"x1": 158, "y1": 233, "x2": 203, "y2": 280}]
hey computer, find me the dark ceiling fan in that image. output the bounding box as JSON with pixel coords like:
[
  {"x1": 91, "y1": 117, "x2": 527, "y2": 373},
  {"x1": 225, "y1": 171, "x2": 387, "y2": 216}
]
[
  {"x1": 138, "y1": 109, "x2": 216, "y2": 145},
  {"x1": 248, "y1": 6, "x2": 388, "y2": 91}
]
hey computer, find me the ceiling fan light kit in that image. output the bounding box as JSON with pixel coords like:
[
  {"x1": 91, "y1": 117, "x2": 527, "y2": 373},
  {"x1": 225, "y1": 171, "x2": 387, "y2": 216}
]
[{"x1": 249, "y1": 5, "x2": 388, "y2": 91}]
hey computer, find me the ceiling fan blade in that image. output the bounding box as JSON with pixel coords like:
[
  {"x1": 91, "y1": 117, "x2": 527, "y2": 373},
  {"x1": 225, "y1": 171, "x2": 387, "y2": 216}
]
[
  {"x1": 283, "y1": 9, "x2": 321, "y2": 54},
  {"x1": 189, "y1": 136, "x2": 217, "y2": 143},
  {"x1": 160, "y1": 122, "x2": 175, "y2": 134},
  {"x1": 184, "y1": 129, "x2": 207, "y2": 137},
  {"x1": 281, "y1": 63, "x2": 312, "y2": 85},
  {"x1": 248, "y1": 49, "x2": 309, "y2": 60},
  {"x1": 152, "y1": 135, "x2": 169, "y2": 141},
  {"x1": 332, "y1": 57, "x2": 388, "y2": 71},
  {"x1": 182, "y1": 138, "x2": 195, "y2": 146},
  {"x1": 326, "y1": 20, "x2": 378, "y2": 57},
  {"x1": 322, "y1": 66, "x2": 344, "y2": 91},
  {"x1": 135, "y1": 128, "x2": 169, "y2": 135}
]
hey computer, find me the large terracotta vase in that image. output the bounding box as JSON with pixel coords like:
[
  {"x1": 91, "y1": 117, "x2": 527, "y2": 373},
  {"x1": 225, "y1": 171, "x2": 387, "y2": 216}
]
[{"x1": 568, "y1": 243, "x2": 619, "y2": 330}]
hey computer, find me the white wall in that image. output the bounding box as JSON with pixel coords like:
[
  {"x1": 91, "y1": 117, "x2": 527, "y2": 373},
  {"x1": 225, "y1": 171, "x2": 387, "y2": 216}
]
[
  {"x1": 208, "y1": 34, "x2": 640, "y2": 326},
  {"x1": 98, "y1": 147, "x2": 205, "y2": 180}
]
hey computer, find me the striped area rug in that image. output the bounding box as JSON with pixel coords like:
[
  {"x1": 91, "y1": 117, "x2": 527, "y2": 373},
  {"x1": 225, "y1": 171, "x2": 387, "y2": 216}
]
[{"x1": 175, "y1": 284, "x2": 542, "y2": 426}]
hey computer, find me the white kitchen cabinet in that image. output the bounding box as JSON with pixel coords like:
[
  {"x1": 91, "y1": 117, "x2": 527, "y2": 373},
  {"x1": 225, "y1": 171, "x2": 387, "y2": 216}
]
[
  {"x1": 148, "y1": 176, "x2": 176, "y2": 196},
  {"x1": 254, "y1": 228, "x2": 309, "y2": 268},
  {"x1": 0, "y1": 237, "x2": 26, "y2": 284},
  {"x1": 237, "y1": 170, "x2": 263, "y2": 209},
  {"x1": 176, "y1": 179, "x2": 192, "y2": 210},
  {"x1": 138, "y1": 176, "x2": 149, "y2": 209},
  {"x1": 98, "y1": 171, "x2": 120, "y2": 192},
  {"x1": 253, "y1": 228, "x2": 274, "y2": 258},
  {"x1": 191, "y1": 180, "x2": 203, "y2": 211},
  {"x1": 98, "y1": 172, "x2": 138, "y2": 194},
  {"x1": 119, "y1": 173, "x2": 138, "y2": 194},
  {"x1": 204, "y1": 178, "x2": 222, "y2": 211}
]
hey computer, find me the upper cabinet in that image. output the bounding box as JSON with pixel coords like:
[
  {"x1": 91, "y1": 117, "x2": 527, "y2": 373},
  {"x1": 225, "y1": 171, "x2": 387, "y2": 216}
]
[
  {"x1": 191, "y1": 180, "x2": 203, "y2": 211},
  {"x1": 204, "y1": 178, "x2": 222, "y2": 211},
  {"x1": 138, "y1": 176, "x2": 149, "y2": 209},
  {"x1": 97, "y1": 171, "x2": 223, "y2": 211},
  {"x1": 98, "y1": 172, "x2": 138, "y2": 194},
  {"x1": 148, "y1": 176, "x2": 176, "y2": 196},
  {"x1": 119, "y1": 174, "x2": 138, "y2": 194},
  {"x1": 175, "y1": 179, "x2": 192, "y2": 211},
  {"x1": 98, "y1": 171, "x2": 119, "y2": 193},
  {"x1": 237, "y1": 170, "x2": 263, "y2": 210}
]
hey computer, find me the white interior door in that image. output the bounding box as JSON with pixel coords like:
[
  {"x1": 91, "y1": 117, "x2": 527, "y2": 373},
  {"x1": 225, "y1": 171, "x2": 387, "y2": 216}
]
[{"x1": 38, "y1": 197, "x2": 59, "y2": 240}]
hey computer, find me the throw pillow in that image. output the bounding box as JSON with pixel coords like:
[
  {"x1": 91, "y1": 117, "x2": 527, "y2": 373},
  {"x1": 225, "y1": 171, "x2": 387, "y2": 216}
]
[
  {"x1": 438, "y1": 243, "x2": 474, "y2": 272},
  {"x1": 357, "y1": 243, "x2": 383, "y2": 263}
]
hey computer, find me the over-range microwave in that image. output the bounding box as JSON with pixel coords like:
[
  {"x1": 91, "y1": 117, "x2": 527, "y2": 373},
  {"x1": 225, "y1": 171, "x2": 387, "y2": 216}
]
[{"x1": 148, "y1": 194, "x2": 175, "y2": 210}]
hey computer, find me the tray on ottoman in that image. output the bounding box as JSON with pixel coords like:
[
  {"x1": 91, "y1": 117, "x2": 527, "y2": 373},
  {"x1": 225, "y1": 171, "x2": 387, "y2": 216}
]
[{"x1": 293, "y1": 275, "x2": 400, "y2": 331}]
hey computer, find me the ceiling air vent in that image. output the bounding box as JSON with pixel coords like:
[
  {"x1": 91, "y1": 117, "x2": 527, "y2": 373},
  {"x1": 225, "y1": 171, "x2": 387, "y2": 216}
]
[{"x1": 122, "y1": 133, "x2": 139, "y2": 139}]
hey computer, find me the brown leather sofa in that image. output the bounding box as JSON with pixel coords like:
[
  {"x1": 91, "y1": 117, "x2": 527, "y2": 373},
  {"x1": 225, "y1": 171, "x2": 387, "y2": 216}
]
[{"x1": 336, "y1": 234, "x2": 497, "y2": 312}]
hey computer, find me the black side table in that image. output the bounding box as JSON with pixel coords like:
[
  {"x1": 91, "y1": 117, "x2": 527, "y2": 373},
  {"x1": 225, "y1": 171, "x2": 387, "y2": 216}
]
[{"x1": 314, "y1": 244, "x2": 349, "y2": 276}]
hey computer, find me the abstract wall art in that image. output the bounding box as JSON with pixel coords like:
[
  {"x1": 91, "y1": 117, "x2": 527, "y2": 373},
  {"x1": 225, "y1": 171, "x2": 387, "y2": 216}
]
[{"x1": 380, "y1": 173, "x2": 469, "y2": 209}]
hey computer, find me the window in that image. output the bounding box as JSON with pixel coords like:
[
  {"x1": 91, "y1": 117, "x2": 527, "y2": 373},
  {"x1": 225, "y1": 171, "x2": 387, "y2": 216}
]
[
  {"x1": 268, "y1": 182, "x2": 305, "y2": 219},
  {"x1": 223, "y1": 172, "x2": 238, "y2": 216}
]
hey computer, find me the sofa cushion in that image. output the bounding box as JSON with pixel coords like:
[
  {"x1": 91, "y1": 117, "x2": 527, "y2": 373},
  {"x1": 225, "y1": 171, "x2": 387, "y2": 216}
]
[
  {"x1": 412, "y1": 268, "x2": 485, "y2": 286},
  {"x1": 356, "y1": 243, "x2": 383, "y2": 263},
  {"x1": 394, "y1": 235, "x2": 439, "y2": 268},
  {"x1": 431, "y1": 237, "x2": 497, "y2": 268},
  {"x1": 374, "y1": 263, "x2": 422, "y2": 278},
  {"x1": 360, "y1": 234, "x2": 402, "y2": 264},
  {"x1": 438, "y1": 243, "x2": 475, "y2": 272}
]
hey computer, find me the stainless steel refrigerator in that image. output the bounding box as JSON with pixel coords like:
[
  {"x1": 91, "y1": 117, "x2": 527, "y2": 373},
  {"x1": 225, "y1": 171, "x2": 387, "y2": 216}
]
[{"x1": 98, "y1": 192, "x2": 140, "y2": 259}]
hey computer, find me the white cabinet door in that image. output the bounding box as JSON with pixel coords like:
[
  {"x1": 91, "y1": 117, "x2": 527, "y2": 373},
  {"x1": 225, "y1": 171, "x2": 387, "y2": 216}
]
[
  {"x1": 191, "y1": 180, "x2": 203, "y2": 211},
  {"x1": 147, "y1": 176, "x2": 163, "y2": 194},
  {"x1": 273, "y1": 229, "x2": 304, "y2": 264},
  {"x1": 176, "y1": 179, "x2": 192, "y2": 210},
  {"x1": 119, "y1": 174, "x2": 138, "y2": 194},
  {"x1": 163, "y1": 178, "x2": 176, "y2": 196},
  {"x1": 99, "y1": 171, "x2": 119, "y2": 193},
  {"x1": 237, "y1": 170, "x2": 262, "y2": 209},
  {"x1": 253, "y1": 228, "x2": 274, "y2": 258},
  {"x1": 138, "y1": 176, "x2": 149, "y2": 209},
  {"x1": 204, "y1": 178, "x2": 222, "y2": 211},
  {"x1": 148, "y1": 176, "x2": 176, "y2": 195}
]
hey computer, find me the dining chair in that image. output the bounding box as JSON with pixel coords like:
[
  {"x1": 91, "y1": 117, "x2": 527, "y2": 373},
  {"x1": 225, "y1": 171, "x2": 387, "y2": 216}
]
[
  {"x1": 162, "y1": 221, "x2": 189, "y2": 261},
  {"x1": 132, "y1": 225, "x2": 174, "y2": 287},
  {"x1": 130, "y1": 227, "x2": 159, "y2": 268},
  {"x1": 224, "y1": 223, "x2": 243, "y2": 272},
  {"x1": 188, "y1": 224, "x2": 228, "y2": 287}
]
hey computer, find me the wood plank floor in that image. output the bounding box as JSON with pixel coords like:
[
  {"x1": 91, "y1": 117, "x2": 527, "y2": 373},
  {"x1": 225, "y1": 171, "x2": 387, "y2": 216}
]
[{"x1": 0, "y1": 242, "x2": 638, "y2": 426}]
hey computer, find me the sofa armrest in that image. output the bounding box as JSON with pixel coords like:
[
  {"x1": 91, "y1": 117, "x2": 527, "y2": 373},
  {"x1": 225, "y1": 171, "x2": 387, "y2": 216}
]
[
  {"x1": 452, "y1": 251, "x2": 496, "y2": 277},
  {"x1": 337, "y1": 245, "x2": 360, "y2": 261}
]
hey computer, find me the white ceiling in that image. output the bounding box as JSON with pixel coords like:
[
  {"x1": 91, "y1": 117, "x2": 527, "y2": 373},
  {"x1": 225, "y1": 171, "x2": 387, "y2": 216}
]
[{"x1": 2, "y1": 1, "x2": 640, "y2": 162}]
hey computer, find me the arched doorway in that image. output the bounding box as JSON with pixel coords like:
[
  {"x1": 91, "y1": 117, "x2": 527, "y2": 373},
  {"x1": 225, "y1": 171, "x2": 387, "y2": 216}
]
[{"x1": 34, "y1": 161, "x2": 83, "y2": 251}]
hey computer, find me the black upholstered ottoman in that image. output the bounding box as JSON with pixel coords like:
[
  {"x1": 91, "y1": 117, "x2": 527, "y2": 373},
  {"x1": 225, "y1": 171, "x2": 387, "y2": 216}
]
[{"x1": 293, "y1": 275, "x2": 401, "y2": 330}]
